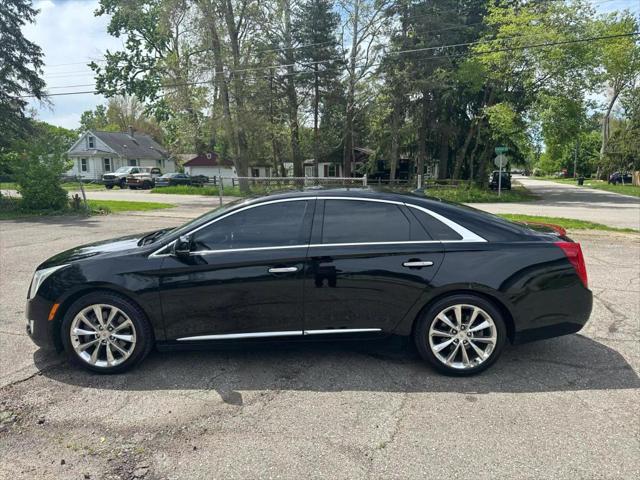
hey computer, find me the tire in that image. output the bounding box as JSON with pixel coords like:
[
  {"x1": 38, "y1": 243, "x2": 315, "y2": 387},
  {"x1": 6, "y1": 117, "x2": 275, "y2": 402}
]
[
  {"x1": 118, "y1": 179, "x2": 126, "y2": 189},
  {"x1": 143, "y1": 181, "x2": 152, "y2": 189},
  {"x1": 413, "y1": 294, "x2": 506, "y2": 376},
  {"x1": 60, "y1": 291, "x2": 154, "y2": 374},
  {"x1": 105, "y1": 185, "x2": 114, "y2": 190},
  {"x1": 129, "y1": 186, "x2": 137, "y2": 190}
]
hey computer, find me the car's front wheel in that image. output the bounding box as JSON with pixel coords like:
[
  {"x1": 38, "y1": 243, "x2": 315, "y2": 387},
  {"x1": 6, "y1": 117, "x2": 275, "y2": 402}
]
[
  {"x1": 414, "y1": 294, "x2": 506, "y2": 376},
  {"x1": 60, "y1": 292, "x2": 154, "y2": 374},
  {"x1": 105, "y1": 185, "x2": 113, "y2": 190}
]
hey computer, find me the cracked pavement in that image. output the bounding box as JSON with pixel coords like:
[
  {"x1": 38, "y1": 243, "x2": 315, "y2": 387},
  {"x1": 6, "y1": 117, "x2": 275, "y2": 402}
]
[{"x1": 1, "y1": 213, "x2": 639, "y2": 479}]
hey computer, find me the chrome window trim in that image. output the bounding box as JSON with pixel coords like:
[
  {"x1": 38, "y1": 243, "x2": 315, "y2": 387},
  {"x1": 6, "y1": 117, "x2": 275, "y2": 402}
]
[
  {"x1": 404, "y1": 203, "x2": 486, "y2": 243},
  {"x1": 176, "y1": 328, "x2": 382, "y2": 341},
  {"x1": 150, "y1": 194, "x2": 485, "y2": 258}
]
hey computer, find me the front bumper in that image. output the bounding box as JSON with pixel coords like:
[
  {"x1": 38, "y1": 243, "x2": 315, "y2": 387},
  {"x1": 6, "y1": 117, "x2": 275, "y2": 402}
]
[
  {"x1": 25, "y1": 296, "x2": 60, "y2": 350},
  {"x1": 102, "y1": 177, "x2": 122, "y2": 186}
]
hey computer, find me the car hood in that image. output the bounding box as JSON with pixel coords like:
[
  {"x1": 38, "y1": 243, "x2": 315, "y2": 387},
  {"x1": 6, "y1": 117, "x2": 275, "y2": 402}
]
[{"x1": 38, "y1": 233, "x2": 151, "y2": 269}]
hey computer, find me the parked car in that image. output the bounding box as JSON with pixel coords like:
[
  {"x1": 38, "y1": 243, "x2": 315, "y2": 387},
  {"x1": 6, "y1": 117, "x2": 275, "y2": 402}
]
[
  {"x1": 608, "y1": 172, "x2": 632, "y2": 185},
  {"x1": 25, "y1": 190, "x2": 592, "y2": 376},
  {"x1": 125, "y1": 167, "x2": 163, "y2": 190},
  {"x1": 489, "y1": 170, "x2": 511, "y2": 190},
  {"x1": 102, "y1": 166, "x2": 147, "y2": 189},
  {"x1": 154, "y1": 172, "x2": 208, "y2": 187}
]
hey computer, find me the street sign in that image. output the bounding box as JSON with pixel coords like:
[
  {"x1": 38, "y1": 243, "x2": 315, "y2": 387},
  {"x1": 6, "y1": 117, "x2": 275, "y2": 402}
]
[
  {"x1": 494, "y1": 154, "x2": 507, "y2": 168},
  {"x1": 495, "y1": 146, "x2": 508, "y2": 155}
]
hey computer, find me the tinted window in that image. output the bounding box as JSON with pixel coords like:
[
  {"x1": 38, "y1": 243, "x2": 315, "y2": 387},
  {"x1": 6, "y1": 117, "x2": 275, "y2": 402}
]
[
  {"x1": 322, "y1": 200, "x2": 410, "y2": 244},
  {"x1": 408, "y1": 208, "x2": 462, "y2": 241},
  {"x1": 192, "y1": 201, "x2": 309, "y2": 250}
]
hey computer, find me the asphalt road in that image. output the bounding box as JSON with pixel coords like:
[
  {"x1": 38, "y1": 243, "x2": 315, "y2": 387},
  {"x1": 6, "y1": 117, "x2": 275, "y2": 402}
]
[
  {"x1": 474, "y1": 176, "x2": 640, "y2": 230},
  {"x1": 0, "y1": 213, "x2": 638, "y2": 479}
]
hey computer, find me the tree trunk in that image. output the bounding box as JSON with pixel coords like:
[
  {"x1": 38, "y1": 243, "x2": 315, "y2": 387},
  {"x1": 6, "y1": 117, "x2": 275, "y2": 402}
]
[
  {"x1": 199, "y1": 1, "x2": 243, "y2": 183},
  {"x1": 222, "y1": 0, "x2": 249, "y2": 190},
  {"x1": 281, "y1": 1, "x2": 303, "y2": 178},
  {"x1": 438, "y1": 130, "x2": 449, "y2": 180},
  {"x1": 389, "y1": 99, "x2": 400, "y2": 181},
  {"x1": 599, "y1": 89, "x2": 620, "y2": 178},
  {"x1": 343, "y1": 0, "x2": 359, "y2": 178},
  {"x1": 416, "y1": 93, "x2": 428, "y2": 185},
  {"x1": 452, "y1": 120, "x2": 476, "y2": 180},
  {"x1": 313, "y1": 63, "x2": 320, "y2": 178}
]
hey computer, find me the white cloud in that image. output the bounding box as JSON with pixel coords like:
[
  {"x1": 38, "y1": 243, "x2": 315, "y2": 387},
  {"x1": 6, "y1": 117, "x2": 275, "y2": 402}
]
[{"x1": 24, "y1": 0, "x2": 124, "y2": 129}]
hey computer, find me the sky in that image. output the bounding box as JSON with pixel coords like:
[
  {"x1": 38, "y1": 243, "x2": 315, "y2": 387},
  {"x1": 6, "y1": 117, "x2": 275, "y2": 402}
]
[{"x1": 26, "y1": 0, "x2": 640, "y2": 130}]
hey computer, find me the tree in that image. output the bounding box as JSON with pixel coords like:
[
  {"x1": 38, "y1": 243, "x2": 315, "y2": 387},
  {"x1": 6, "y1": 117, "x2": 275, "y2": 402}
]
[
  {"x1": 13, "y1": 122, "x2": 76, "y2": 211},
  {"x1": 294, "y1": 0, "x2": 343, "y2": 176},
  {"x1": 594, "y1": 12, "x2": 639, "y2": 174},
  {"x1": 0, "y1": 0, "x2": 46, "y2": 149},
  {"x1": 79, "y1": 105, "x2": 112, "y2": 132},
  {"x1": 91, "y1": 0, "x2": 208, "y2": 153},
  {"x1": 340, "y1": 0, "x2": 390, "y2": 176}
]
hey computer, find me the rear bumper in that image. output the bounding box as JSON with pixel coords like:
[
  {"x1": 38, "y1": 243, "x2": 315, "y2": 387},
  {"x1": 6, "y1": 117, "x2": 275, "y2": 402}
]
[{"x1": 512, "y1": 288, "x2": 593, "y2": 344}]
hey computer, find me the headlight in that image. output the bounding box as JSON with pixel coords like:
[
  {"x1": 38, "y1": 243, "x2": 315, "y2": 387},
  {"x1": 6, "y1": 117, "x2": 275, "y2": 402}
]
[{"x1": 28, "y1": 264, "x2": 69, "y2": 299}]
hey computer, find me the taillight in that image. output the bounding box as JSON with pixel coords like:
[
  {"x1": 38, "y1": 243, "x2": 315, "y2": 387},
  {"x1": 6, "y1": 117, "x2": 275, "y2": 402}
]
[{"x1": 555, "y1": 241, "x2": 588, "y2": 288}]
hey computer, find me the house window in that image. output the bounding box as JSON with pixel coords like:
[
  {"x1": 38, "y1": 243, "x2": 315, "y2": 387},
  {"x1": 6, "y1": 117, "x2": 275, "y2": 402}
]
[
  {"x1": 80, "y1": 158, "x2": 88, "y2": 172},
  {"x1": 328, "y1": 164, "x2": 338, "y2": 177},
  {"x1": 87, "y1": 136, "x2": 95, "y2": 149},
  {"x1": 156, "y1": 159, "x2": 165, "y2": 168},
  {"x1": 103, "y1": 158, "x2": 111, "y2": 172},
  {"x1": 128, "y1": 159, "x2": 138, "y2": 166},
  {"x1": 251, "y1": 168, "x2": 260, "y2": 177}
]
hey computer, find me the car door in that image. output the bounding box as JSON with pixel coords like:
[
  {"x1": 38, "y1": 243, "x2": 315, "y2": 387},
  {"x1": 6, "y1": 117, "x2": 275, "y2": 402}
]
[
  {"x1": 302, "y1": 198, "x2": 445, "y2": 335},
  {"x1": 159, "y1": 199, "x2": 315, "y2": 341}
]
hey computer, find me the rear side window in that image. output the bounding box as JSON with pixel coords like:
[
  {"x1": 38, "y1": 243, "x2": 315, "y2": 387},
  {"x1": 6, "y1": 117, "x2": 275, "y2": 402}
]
[
  {"x1": 409, "y1": 207, "x2": 462, "y2": 241},
  {"x1": 322, "y1": 200, "x2": 411, "y2": 244},
  {"x1": 192, "y1": 201, "x2": 309, "y2": 250}
]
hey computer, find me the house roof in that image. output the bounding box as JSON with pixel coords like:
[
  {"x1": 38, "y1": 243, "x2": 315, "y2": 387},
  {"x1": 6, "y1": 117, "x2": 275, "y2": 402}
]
[
  {"x1": 184, "y1": 152, "x2": 234, "y2": 167},
  {"x1": 92, "y1": 130, "x2": 168, "y2": 160}
]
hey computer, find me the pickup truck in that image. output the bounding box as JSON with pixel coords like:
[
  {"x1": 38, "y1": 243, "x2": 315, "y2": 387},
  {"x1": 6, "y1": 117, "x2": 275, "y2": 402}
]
[
  {"x1": 102, "y1": 166, "x2": 150, "y2": 189},
  {"x1": 125, "y1": 167, "x2": 163, "y2": 190}
]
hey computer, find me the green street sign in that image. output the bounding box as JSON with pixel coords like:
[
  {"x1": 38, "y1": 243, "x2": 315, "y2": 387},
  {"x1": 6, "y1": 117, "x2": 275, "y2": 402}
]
[{"x1": 495, "y1": 146, "x2": 509, "y2": 154}]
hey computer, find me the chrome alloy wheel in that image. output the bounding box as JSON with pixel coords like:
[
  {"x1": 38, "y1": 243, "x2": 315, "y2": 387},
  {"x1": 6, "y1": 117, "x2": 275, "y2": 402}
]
[
  {"x1": 69, "y1": 304, "x2": 137, "y2": 368},
  {"x1": 428, "y1": 304, "x2": 497, "y2": 370}
]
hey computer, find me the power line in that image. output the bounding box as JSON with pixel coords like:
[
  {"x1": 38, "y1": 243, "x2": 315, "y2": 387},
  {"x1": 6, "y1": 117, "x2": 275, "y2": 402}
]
[{"x1": 26, "y1": 31, "x2": 640, "y2": 98}]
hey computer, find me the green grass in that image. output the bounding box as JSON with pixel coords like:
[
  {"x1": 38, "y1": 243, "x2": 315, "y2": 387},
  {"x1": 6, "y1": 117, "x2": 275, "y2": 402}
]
[
  {"x1": 533, "y1": 176, "x2": 640, "y2": 197},
  {"x1": 0, "y1": 196, "x2": 173, "y2": 219},
  {"x1": 85, "y1": 199, "x2": 174, "y2": 213},
  {"x1": 498, "y1": 214, "x2": 638, "y2": 233},
  {"x1": 423, "y1": 185, "x2": 536, "y2": 203},
  {"x1": 151, "y1": 185, "x2": 241, "y2": 196},
  {"x1": 1, "y1": 181, "x2": 104, "y2": 192}
]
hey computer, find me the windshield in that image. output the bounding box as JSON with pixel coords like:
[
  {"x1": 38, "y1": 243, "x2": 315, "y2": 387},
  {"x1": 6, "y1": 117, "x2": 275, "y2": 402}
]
[{"x1": 115, "y1": 167, "x2": 133, "y2": 173}]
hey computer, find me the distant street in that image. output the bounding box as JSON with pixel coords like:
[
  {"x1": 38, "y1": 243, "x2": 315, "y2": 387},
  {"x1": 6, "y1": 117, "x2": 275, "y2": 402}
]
[{"x1": 473, "y1": 176, "x2": 640, "y2": 230}]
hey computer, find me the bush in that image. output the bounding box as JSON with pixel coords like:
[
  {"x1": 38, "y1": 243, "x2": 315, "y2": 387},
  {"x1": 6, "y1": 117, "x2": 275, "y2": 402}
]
[{"x1": 12, "y1": 122, "x2": 73, "y2": 211}]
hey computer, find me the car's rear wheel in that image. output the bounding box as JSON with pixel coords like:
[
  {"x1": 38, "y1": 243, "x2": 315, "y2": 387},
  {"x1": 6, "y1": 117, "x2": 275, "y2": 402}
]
[
  {"x1": 414, "y1": 294, "x2": 506, "y2": 376},
  {"x1": 105, "y1": 185, "x2": 113, "y2": 190},
  {"x1": 60, "y1": 292, "x2": 154, "y2": 374}
]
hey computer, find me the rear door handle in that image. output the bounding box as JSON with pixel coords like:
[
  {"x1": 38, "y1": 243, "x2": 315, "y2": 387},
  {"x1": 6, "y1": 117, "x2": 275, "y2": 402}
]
[
  {"x1": 402, "y1": 261, "x2": 434, "y2": 268},
  {"x1": 268, "y1": 267, "x2": 299, "y2": 273}
]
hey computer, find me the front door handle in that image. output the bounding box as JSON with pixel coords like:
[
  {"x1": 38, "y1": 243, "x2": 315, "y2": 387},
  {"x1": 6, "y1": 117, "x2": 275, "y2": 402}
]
[
  {"x1": 268, "y1": 266, "x2": 299, "y2": 274},
  {"x1": 402, "y1": 260, "x2": 434, "y2": 268}
]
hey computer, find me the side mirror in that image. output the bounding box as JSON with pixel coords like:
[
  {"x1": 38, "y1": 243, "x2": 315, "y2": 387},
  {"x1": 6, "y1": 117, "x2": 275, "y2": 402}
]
[{"x1": 172, "y1": 235, "x2": 192, "y2": 257}]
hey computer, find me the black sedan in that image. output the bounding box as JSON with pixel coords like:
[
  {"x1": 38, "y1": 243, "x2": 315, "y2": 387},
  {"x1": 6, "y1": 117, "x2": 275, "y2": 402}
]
[
  {"x1": 25, "y1": 190, "x2": 592, "y2": 376},
  {"x1": 154, "y1": 173, "x2": 208, "y2": 187}
]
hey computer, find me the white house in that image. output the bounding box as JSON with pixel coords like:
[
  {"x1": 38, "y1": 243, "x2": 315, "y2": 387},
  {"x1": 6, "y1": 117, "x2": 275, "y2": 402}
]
[
  {"x1": 66, "y1": 129, "x2": 175, "y2": 180},
  {"x1": 183, "y1": 152, "x2": 236, "y2": 178},
  {"x1": 183, "y1": 153, "x2": 275, "y2": 179}
]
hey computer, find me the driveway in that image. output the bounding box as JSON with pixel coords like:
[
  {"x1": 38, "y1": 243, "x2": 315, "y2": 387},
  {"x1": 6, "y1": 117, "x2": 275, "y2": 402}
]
[
  {"x1": 473, "y1": 176, "x2": 640, "y2": 230},
  {"x1": 0, "y1": 212, "x2": 638, "y2": 479}
]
